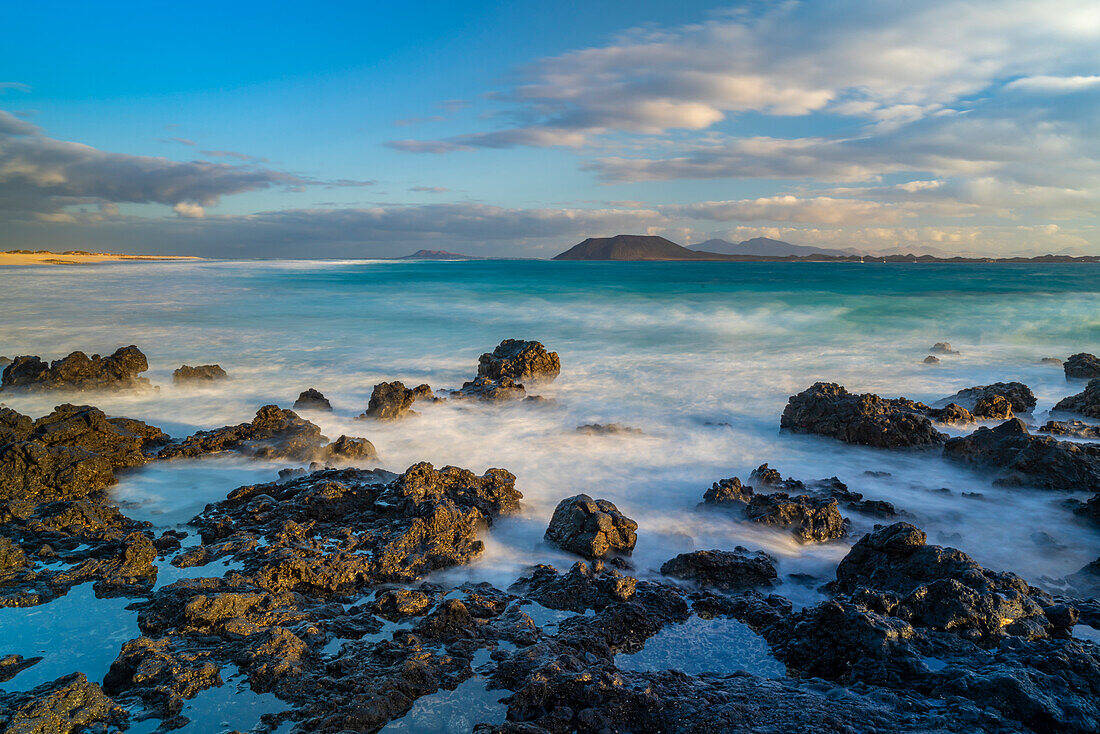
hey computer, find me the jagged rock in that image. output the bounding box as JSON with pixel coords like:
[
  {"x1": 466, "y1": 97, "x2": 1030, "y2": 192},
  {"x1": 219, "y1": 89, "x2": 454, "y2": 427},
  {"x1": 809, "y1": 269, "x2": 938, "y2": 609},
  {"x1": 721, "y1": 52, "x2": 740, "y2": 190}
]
[
  {"x1": 293, "y1": 388, "x2": 332, "y2": 411},
  {"x1": 0, "y1": 441, "x2": 115, "y2": 503},
  {"x1": 660, "y1": 548, "x2": 777, "y2": 590},
  {"x1": 1054, "y1": 378, "x2": 1100, "y2": 418},
  {"x1": 944, "y1": 417, "x2": 1100, "y2": 489},
  {"x1": 780, "y1": 382, "x2": 945, "y2": 448},
  {"x1": 172, "y1": 364, "x2": 227, "y2": 383},
  {"x1": 544, "y1": 494, "x2": 637, "y2": 559},
  {"x1": 158, "y1": 405, "x2": 366, "y2": 463},
  {"x1": 28, "y1": 404, "x2": 167, "y2": 468},
  {"x1": 944, "y1": 381, "x2": 1036, "y2": 414},
  {"x1": 512, "y1": 561, "x2": 637, "y2": 611},
  {"x1": 451, "y1": 375, "x2": 527, "y2": 402},
  {"x1": 1065, "y1": 352, "x2": 1100, "y2": 380},
  {"x1": 1, "y1": 345, "x2": 151, "y2": 391},
  {"x1": 973, "y1": 394, "x2": 1014, "y2": 419},
  {"x1": 477, "y1": 339, "x2": 560, "y2": 382},
  {"x1": 360, "y1": 380, "x2": 434, "y2": 420},
  {"x1": 373, "y1": 589, "x2": 432, "y2": 620},
  {"x1": 0, "y1": 653, "x2": 41, "y2": 683},
  {"x1": 745, "y1": 493, "x2": 847, "y2": 543},
  {"x1": 0, "y1": 673, "x2": 125, "y2": 733},
  {"x1": 930, "y1": 342, "x2": 959, "y2": 354},
  {"x1": 1040, "y1": 420, "x2": 1100, "y2": 439},
  {"x1": 927, "y1": 402, "x2": 974, "y2": 425}
]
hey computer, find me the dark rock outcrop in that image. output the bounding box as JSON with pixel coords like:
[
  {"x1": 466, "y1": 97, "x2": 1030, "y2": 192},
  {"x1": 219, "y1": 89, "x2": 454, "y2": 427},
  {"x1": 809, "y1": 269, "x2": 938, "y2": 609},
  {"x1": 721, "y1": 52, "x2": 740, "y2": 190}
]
[
  {"x1": 1, "y1": 346, "x2": 151, "y2": 392},
  {"x1": 944, "y1": 381, "x2": 1036, "y2": 414},
  {"x1": 451, "y1": 375, "x2": 528, "y2": 402},
  {"x1": 660, "y1": 548, "x2": 777, "y2": 590},
  {"x1": 1065, "y1": 353, "x2": 1100, "y2": 380},
  {"x1": 172, "y1": 364, "x2": 227, "y2": 383},
  {"x1": 781, "y1": 382, "x2": 945, "y2": 448},
  {"x1": 293, "y1": 388, "x2": 332, "y2": 411},
  {"x1": 360, "y1": 380, "x2": 434, "y2": 420},
  {"x1": 944, "y1": 417, "x2": 1100, "y2": 489},
  {"x1": 477, "y1": 339, "x2": 560, "y2": 383},
  {"x1": 1054, "y1": 378, "x2": 1100, "y2": 418},
  {"x1": 930, "y1": 342, "x2": 959, "y2": 355},
  {"x1": 744, "y1": 492, "x2": 847, "y2": 543},
  {"x1": 923, "y1": 355, "x2": 940, "y2": 364},
  {"x1": 158, "y1": 405, "x2": 373, "y2": 463},
  {"x1": 0, "y1": 673, "x2": 125, "y2": 733},
  {"x1": 544, "y1": 494, "x2": 637, "y2": 559}
]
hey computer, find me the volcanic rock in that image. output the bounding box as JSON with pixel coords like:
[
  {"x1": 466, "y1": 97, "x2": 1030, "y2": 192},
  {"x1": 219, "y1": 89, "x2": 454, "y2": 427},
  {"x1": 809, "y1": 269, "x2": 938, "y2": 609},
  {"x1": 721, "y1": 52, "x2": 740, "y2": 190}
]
[
  {"x1": 544, "y1": 494, "x2": 637, "y2": 559},
  {"x1": 293, "y1": 388, "x2": 332, "y2": 411},
  {"x1": 361, "y1": 380, "x2": 434, "y2": 420},
  {"x1": 1054, "y1": 378, "x2": 1100, "y2": 418},
  {"x1": 172, "y1": 364, "x2": 227, "y2": 383},
  {"x1": 477, "y1": 339, "x2": 560, "y2": 382},
  {"x1": 930, "y1": 342, "x2": 959, "y2": 355},
  {"x1": 943, "y1": 418, "x2": 1100, "y2": 489},
  {"x1": 660, "y1": 548, "x2": 778, "y2": 590},
  {"x1": 944, "y1": 381, "x2": 1036, "y2": 414},
  {"x1": 1065, "y1": 352, "x2": 1100, "y2": 380},
  {"x1": 1, "y1": 346, "x2": 151, "y2": 391},
  {"x1": 780, "y1": 382, "x2": 945, "y2": 448}
]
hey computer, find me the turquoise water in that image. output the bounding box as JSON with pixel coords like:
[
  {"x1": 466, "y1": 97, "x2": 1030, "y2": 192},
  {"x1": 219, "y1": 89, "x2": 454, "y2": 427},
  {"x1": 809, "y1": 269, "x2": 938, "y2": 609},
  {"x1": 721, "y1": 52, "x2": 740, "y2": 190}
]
[{"x1": 0, "y1": 259, "x2": 1098, "y2": 713}]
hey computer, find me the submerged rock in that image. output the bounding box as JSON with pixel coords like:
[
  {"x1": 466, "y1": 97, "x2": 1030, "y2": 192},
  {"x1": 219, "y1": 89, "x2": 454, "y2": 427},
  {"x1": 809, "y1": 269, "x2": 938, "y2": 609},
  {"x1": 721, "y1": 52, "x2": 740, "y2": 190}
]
[
  {"x1": 943, "y1": 417, "x2": 1100, "y2": 489},
  {"x1": 544, "y1": 494, "x2": 637, "y2": 559},
  {"x1": 360, "y1": 380, "x2": 434, "y2": 420},
  {"x1": 1041, "y1": 357, "x2": 1064, "y2": 367},
  {"x1": 575, "y1": 423, "x2": 643, "y2": 435},
  {"x1": 1054, "y1": 378, "x2": 1100, "y2": 418},
  {"x1": 1065, "y1": 352, "x2": 1100, "y2": 380},
  {"x1": 477, "y1": 339, "x2": 560, "y2": 382},
  {"x1": 293, "y1": 388, "x2": 332, "y2": 411},
  {"x1": 172, "y1": 364, "x2": 227, "y2": 383},
  {"x1": 780, "y1": 382, "x2": 945, "y2": 449},
  {"x1": 944, "y1": 381, "x2": 1036, "y2": 414},
  {"x1": 930, "y1": 342, "x2": 959, "y2": 355},
  {"x1": 1, "y1": 346, "x2": 151, "y2": 392},
  {"x1": 660, "y1": 548, "x2": 777, "y2": 590},
  {"x1": 451, "y1": 375, "x2": 527, "y2": 402},
  {"x1": 922, "y1": 355, "x2": 940, "y2": 364},
  {"x1": 1040, "y1": 420, "x2": 1100, "y2": 439}
]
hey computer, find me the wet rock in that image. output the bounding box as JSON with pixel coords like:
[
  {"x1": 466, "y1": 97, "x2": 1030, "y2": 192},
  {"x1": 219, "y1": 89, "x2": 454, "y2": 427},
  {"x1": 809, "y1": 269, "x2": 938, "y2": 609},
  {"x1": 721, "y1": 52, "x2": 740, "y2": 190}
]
[
  {"x1": 104, "y1": 636, "x2": 223, "y2": 722},
  {"x1": 1065, "y1": 352, "x2": 1100, "y2": 380},
  {"x1": 320, "y1": 434, "x2": 377, "y2": 463},
  {"x1": 360, "y1": 380, "x2": 434, "y2": 420},
  {"x1": 0, "y1": 653, "x2": 41, "y2": 682},
  {"x1": 780, "y1": 382, "x2": 945, "y2": 449},
  {"x1": 190, "y1": 462, "x2": 521, "y2": 593},
  {"x1": 0, "y1": 405, "x2": 33, "y2": 444},
  {"x1": 172, "y1": 364, "x2": 227, "y2": 383},
  {"x1": 1, "y1": 345, "x2": 151, "y2": 392},
  {"x1": 544, "y1": 494, "x2": 637, "y2": 559},
  {"x1": 451, "y1": 375, "x2": 527, "y2": 402},
  {"x1": 158, "y1": 405, "x2": 362, "y2": 463},
  {"x1": 926, "y1": 402, "x2": 973, "y2": 425},
  {"x1": 1041, "y1": 357, "x2": 1064, "y2": 367},
  {"x1": 660, "y1": 548, "x2": 777, "y2": 590},
  {"x1": 922, "y1": 355, "x2": 940, "y2": 364},
  {"x1": 1054, "y1": 378, "x2": 1100, "y2": 418},
  {"x1": 700, "y1": 476, "x2": 754, "y2": 507},
  {"x1": 744, "y1": 493, "x2": 847, "y2": 543},
  {"x1": 293, "y1": 388, "x2": 332, "y2": 411},
  {"x1": 0, "y1": 673, "x2": 125, "y2": 733},
  {"x1": 930, "y1": 342, "x2": 959, "y2": 355},
  {"x1": 513, "y1": 561, "x2": 637, "y2": 612},
  {"x1": 575, "y1": 423, "x2": 642, "y2": 435},
  {"x1": 477, "y1": 339, "x2": 560, "y2": 383},
  {"x1": 1039, "y1": 420, "x2": 1100, "y2": 439},
  {"x1": 28, "y1": 404, "x2": 168, "y2": 468},
  {"x1": 0, "y1": 441, "x2": 115, "y2": 503},
  {"x1": 373, "y1": 588, "x2": 432, "y2": 620},
  {"x1": 944, "y1": 381, "x2": 1036, "y2": 414},
  {"x1": 973, "y1": 394, "x2": 1014, "y2": 419},
  {"x1": 943, "y1": 417, "x2": 1100, "y2": 489}
]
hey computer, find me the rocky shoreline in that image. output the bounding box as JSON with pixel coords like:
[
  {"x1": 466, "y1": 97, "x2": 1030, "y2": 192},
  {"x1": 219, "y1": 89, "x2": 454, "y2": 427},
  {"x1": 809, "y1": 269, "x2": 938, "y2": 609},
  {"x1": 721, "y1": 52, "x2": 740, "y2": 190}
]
[{"x1": 1, "y1": 343, "x2": 1098, "y2": 733}]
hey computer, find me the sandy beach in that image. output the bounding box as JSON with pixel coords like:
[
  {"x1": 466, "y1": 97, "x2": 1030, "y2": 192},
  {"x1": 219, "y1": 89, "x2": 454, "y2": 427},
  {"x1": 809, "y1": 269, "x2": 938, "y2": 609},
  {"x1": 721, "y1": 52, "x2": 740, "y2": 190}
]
[{"x1": 0, "y1": 250, "x2": 201, "y2": 266}]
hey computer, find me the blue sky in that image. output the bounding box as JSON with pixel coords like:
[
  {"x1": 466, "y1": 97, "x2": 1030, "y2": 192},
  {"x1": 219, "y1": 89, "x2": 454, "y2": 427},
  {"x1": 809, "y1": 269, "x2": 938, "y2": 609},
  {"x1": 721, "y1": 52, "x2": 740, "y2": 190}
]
[{"x1": 2, "y1": 0, "x2": 1099, "y2": 257}]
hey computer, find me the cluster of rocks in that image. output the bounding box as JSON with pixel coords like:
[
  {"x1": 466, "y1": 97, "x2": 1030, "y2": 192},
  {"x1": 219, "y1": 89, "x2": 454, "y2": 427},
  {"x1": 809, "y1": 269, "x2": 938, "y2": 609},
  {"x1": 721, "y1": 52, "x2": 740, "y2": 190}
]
[
  {"x1": 1065, "y1": 352, "x2": 1100, "y2": 380},
  {"x1": 1, "y1": 346, "x2": 151, "y2": 392},
  {"x1": 172, "y1": 363, "x2": 227, "y2": 383},
  {"x1": 1054, "y1": 378, "x2": 1100, "y2": 418}
]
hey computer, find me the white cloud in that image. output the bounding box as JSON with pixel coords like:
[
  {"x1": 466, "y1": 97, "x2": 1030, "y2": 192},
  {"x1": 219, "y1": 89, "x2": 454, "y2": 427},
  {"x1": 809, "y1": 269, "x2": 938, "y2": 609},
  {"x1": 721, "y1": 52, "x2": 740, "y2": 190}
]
[
  {"x1": 1005, "y1": 75, "x2": 1100, "y2": 92},
  {"x1": 173, "y1": 202, "x2": 205, "y2": 218}
]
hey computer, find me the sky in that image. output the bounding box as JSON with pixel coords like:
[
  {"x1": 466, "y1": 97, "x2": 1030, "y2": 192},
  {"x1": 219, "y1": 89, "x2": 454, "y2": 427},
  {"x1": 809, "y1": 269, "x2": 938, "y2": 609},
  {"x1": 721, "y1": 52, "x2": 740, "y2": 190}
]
[{"x1": 2, "y1": 0, "x2": 1099, "y2": 258}]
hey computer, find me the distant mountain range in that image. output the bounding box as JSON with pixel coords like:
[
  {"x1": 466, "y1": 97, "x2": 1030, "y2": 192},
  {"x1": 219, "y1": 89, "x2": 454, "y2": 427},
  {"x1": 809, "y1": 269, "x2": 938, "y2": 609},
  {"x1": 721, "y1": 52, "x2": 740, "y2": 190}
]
[
  {"x1": 687, "y1": 237, "x2": 852, "y2": 257},
  {"x1": 551, "y1": 234, "x2": 1100, "y2": 263}
]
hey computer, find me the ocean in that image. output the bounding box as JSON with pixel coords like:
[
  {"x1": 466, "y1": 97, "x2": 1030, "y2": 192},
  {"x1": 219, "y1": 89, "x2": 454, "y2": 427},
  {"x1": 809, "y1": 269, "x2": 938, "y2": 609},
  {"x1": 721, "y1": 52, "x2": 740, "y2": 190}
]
[{"x1": 1, "y1": 258, "x2": 1098, "y2": 726}]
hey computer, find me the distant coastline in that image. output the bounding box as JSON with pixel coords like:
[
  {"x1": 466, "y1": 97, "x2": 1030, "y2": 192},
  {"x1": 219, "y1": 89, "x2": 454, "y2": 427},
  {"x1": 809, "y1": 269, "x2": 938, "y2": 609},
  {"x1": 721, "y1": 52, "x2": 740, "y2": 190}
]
[{"x1": 1, "y1": 250, "x2": 202, "y2": 266}]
